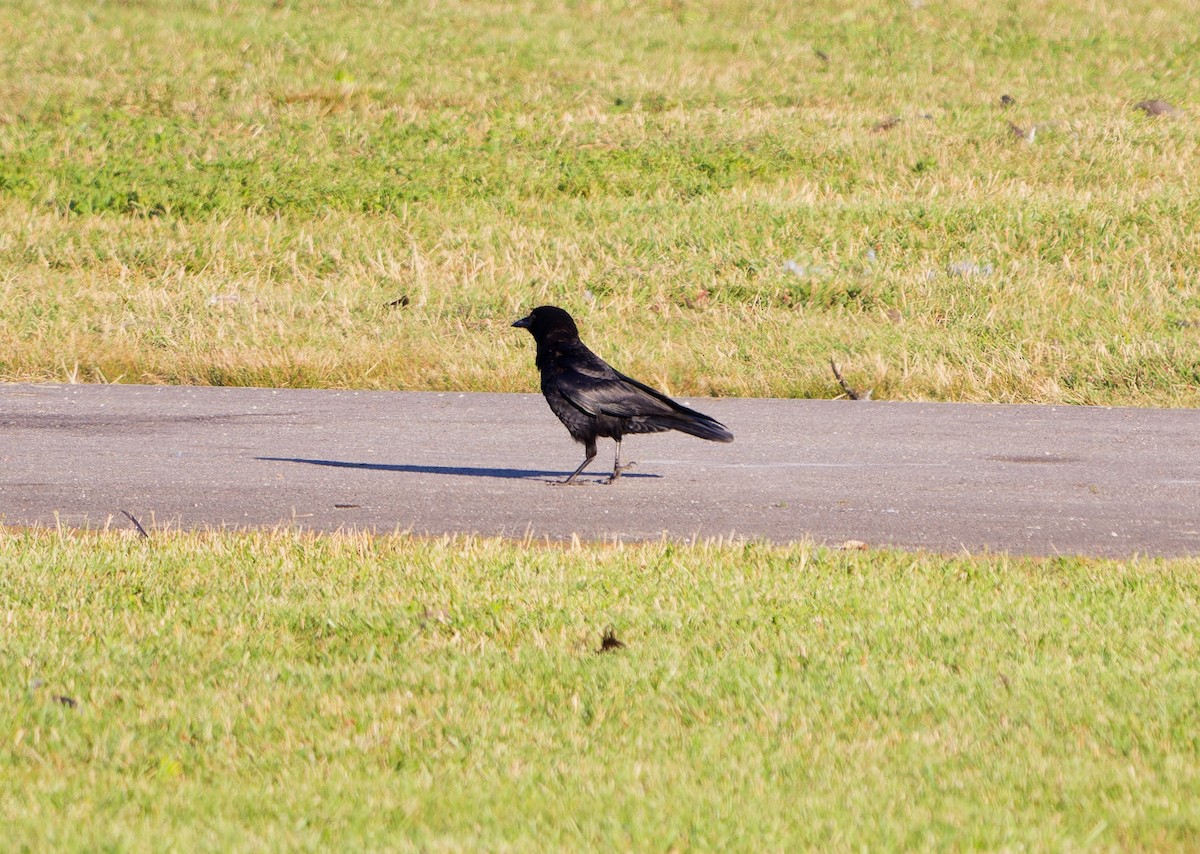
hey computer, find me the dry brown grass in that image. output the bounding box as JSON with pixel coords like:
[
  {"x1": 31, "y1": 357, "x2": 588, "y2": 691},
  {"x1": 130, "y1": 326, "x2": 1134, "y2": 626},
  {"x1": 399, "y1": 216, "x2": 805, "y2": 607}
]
[{"x1": 1, "y1": 0, "x2": 1198, "y2": 404}]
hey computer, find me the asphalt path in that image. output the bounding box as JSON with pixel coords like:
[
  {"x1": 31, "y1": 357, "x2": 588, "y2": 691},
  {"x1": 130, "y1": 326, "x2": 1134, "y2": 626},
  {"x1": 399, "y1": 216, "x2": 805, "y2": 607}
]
[{"x1": 2, "y1": 382, "x2": 1198, "y2": 557}]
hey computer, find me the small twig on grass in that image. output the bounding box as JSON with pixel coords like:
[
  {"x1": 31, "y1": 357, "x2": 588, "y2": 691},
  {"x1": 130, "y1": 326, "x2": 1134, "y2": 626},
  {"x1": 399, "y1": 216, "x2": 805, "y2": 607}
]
[
  {"x1": 120, "y1": 509, "x2": 149, "y2": 539},
  {"x1": 830, "y1": 358, "x2": 872, "y2": 400}
]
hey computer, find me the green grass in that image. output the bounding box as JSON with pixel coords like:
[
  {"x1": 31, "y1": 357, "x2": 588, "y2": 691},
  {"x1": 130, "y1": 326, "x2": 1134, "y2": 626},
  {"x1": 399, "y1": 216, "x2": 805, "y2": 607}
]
[
  {"x1": 4, "y1": 7, "x2": 1197, "y2": 845},
  {"x1": 2, "y1": 528, "x2": 1199, "y2": 850},
  {"x1": 2, "y1": 0, "x2": 1199, "y2": 402}
]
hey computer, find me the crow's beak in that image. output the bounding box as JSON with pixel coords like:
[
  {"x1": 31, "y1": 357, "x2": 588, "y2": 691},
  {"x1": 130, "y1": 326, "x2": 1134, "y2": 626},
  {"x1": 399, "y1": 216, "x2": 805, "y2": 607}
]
[{"x1": 512, "y1": 315, "x2": 532, "y2": 329}]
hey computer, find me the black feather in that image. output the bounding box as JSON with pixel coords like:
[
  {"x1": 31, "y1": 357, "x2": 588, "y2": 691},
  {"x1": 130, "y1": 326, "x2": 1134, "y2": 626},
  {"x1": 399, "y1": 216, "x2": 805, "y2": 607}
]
[{"x1": 512, "y1": 305, "x2": 733, "y2": 483}]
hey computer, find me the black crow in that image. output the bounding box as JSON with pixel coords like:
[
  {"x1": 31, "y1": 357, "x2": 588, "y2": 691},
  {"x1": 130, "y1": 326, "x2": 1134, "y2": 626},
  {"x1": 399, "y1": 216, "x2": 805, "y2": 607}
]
[{"x1": 512, "y1": 305, "x2": 733, "y2": 484}]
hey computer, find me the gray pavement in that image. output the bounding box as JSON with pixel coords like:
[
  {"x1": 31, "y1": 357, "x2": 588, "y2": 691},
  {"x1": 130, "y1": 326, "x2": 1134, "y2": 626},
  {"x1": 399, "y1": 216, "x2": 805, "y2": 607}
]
[{"x1": 1, "y1": 382, "x2": 1198, "y2": 557}]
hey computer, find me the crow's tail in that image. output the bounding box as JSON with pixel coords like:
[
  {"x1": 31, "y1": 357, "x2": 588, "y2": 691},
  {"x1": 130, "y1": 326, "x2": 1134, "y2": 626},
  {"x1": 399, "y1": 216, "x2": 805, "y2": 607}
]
[
  {"x1": 661, "y1": 410, "x2": 734, "y2": 443},
  {"x1": 613, "y1": 370, "x2": 734, "y2": 442}
]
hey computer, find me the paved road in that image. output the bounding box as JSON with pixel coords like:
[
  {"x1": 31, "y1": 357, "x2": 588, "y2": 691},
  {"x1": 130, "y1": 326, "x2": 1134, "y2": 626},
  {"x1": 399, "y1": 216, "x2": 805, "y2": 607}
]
[{"x1": 2, "y1": 383, "x2": 1198, "y2": 557}]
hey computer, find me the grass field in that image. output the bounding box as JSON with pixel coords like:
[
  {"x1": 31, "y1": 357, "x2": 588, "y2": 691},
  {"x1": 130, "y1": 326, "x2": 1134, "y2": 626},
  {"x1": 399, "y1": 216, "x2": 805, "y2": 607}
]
[
  {"x1": 1, "y1": 0, "x2": 1198, "y2": 403},
  {"x1": 4, "y1": 3, "x2": 1199, "y2": 847},
  {"x1": 2, "y1": 529, "x2": 1199, "y2": 850}
]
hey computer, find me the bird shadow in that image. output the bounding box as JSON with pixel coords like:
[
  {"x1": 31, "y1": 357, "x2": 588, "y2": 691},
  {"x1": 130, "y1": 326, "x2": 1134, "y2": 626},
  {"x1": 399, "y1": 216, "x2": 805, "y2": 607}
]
[{"x1": 256, "y1": 457, "x2": 660, "y2": 481}]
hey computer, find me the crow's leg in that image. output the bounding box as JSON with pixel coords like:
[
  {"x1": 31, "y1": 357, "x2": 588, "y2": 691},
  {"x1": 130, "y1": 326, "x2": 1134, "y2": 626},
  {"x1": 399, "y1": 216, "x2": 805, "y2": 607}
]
[
  {"x1": 558, "y1": 438, "x2": 597, "y2": 485},
  {"x1": 605, "y1": 438, "x2": 636, "y2": 484}
]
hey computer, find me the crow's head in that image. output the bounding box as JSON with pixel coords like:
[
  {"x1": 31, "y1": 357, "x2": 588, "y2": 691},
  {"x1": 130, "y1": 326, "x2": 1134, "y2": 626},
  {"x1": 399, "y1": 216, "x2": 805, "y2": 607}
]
[{"x1": 512, "y1": 305, "x2": 579, "y2": 342}]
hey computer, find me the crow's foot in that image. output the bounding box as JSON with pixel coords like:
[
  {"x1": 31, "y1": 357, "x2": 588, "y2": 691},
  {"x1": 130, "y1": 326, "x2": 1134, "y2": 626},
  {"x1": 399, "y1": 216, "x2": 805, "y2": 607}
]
[{"x1": 604, "y1": 461, "x2": 637, "y2": 484}]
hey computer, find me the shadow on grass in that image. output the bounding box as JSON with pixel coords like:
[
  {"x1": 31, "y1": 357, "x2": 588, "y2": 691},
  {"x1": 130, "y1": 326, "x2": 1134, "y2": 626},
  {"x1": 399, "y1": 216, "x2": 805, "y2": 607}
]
[{"x1": 256, "y1": 457, "x2": 660, "y2": 481}]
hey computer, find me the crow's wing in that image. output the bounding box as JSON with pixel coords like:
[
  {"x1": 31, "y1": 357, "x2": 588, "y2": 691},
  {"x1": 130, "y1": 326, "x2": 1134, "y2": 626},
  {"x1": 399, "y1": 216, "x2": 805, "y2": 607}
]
[{"x1": 553, "y1": 351, "x2": 733, "y2": 442}]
